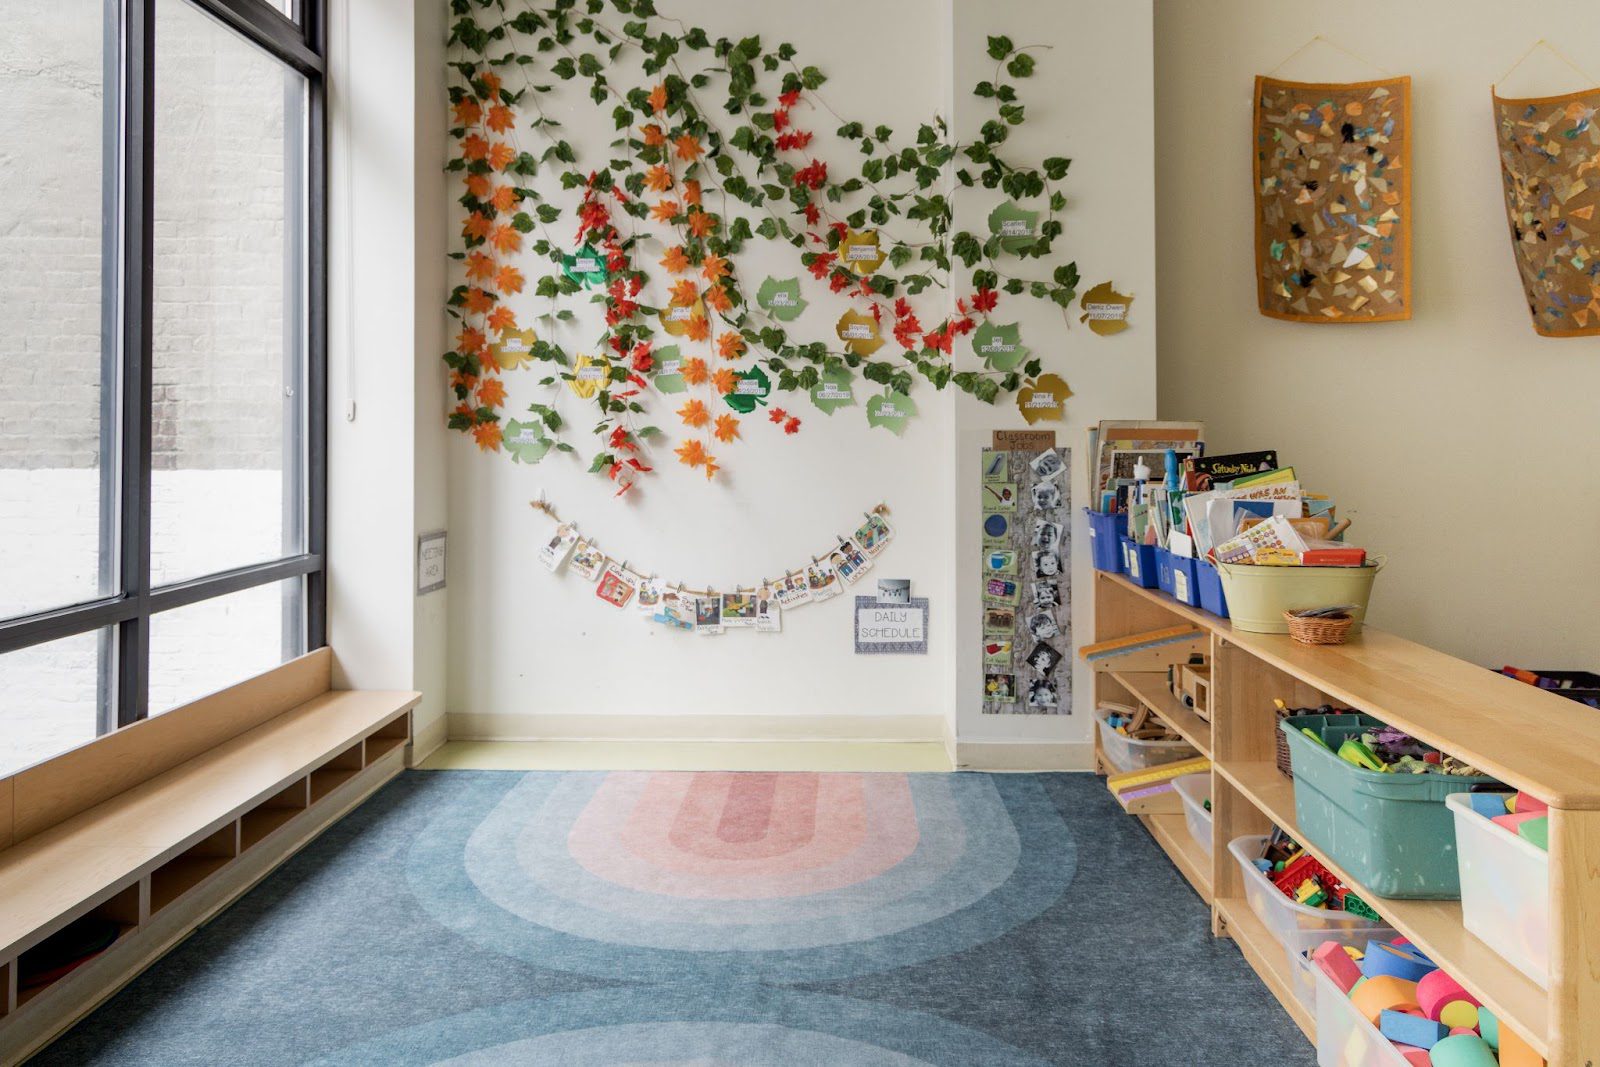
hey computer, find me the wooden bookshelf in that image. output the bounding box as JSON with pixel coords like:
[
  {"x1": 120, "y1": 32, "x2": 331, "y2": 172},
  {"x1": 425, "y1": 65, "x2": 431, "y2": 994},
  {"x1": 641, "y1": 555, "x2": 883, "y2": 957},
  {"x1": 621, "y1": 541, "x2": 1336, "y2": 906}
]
[{"x1": 1091, "y1": 569, "x2": 1600, "y2": 1064}]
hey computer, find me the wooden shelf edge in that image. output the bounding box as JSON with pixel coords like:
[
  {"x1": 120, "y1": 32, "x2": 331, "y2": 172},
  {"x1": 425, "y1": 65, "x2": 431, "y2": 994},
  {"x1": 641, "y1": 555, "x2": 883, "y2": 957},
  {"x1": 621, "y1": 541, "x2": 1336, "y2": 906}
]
[
  {"x1": 1109, "y1": 670, "x2": 1212, "y2": 757},
  {"x1": 1141, "y1": 811, "x2": 1214, "y2": 903},
  {"x1": 1216, "y1": 896, "x2": 1317, "y2": 1043},
  {"x1": 1215, "y1": 759, "x2": 1550, "y2": 1057}
]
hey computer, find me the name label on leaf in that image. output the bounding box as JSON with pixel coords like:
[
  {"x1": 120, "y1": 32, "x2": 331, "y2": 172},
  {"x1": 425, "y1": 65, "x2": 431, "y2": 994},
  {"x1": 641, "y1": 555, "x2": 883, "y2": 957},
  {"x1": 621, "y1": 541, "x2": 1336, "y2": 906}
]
[
  {"x1": 512, "y1": 427, "x2": 540, "y2": 443},
  {"x1": 770, "y1": 291, "x2": 798, "y2": 306},
  {"x1": 846, "y1": 245, "x2": 880, "y2": 261},
  {"x1": 979, "y1": 340, "x2": 1017, "y2": 353},
  {"x1": 666, "y1": 306, "x2": 693, "y2": 322},
  {"x1": 873, "y1": 401, "x2": 899, "y2": 416},
  {"x1": 1086, "y1": 302, "x2": 1128, "y2": 321},
  {"x1": 573, "y1": 257, "x2": 600, "y2": 272},
  {"x1": 1024, "y1": 394, "x2": 1059, "y2": 409},
  {"x1": 842, "y1": 324, "x2": 874, "y2": 340},
  {"x1": 815, "y1": 383, "x2": 850, "y2": 401},
  {"x1": 659, "y1": 359, "x2": 681, "y2": 375},
  {"x1": 736, "y1": 379, "x2": 764, "y2": 395},
  {"x1": 577, "y1": 365, "x2": 605, "y2": 380},
  {"x1": 1000, "y1": 219, "x2": 1033, "y2": 237},
  {"x1": 502, "y1": 337, "x2": 530, "y2": 352}
]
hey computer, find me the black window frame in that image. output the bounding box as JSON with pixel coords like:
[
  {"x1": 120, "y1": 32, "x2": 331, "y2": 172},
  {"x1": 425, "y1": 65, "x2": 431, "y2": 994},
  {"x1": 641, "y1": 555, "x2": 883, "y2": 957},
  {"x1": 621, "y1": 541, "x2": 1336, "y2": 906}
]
[{"x1": 0, "y1": 0, "x2": 327, "y2": 731}]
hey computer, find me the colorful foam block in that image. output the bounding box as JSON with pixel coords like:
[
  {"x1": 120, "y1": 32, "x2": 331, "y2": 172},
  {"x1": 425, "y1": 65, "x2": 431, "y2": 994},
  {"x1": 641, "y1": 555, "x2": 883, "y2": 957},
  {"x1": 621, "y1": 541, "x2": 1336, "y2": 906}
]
[
  {"x1": 1514, "y1": 791, "x2": 1548, "y2": 816},
  {"x1": 1393, "y1": 1045, "x2": 1432, "y2": 1066},
  {"x1": 1350, "y1": 975, "x2": 1419, "y2": 1025},
  {"x1": 1428, "y1": 1033, "x2": 1499, "y2": 1067},
  {"x1": 1518, "y1": 815, "x2": 1549, "y2": 851},
  {"x1": 1492, "y1": 811, "x2": 1543, "y2": 834},
  {"x1": 1417, "y1": 969, "x2": 1480, "y2": 1021},
  {"x1": 1440, "y1": 999, "x2": 1481, "y2": 1030},
  {"x1": 1362, "y1": 941, "x2": 1437, "y2": 983},
  {"x1": 1477, "y1": 1006, "x2": 1500, "y2": 1050},
  {"x1": 1312, "y1": 939, "x2": 1363, "y2": 993},
  {"x1": 1379, "y1": 1009, "x2": 1449, "y2": 1049},
  {"x1": 1468, "y1": 793, "x2": 1510, "y2": 818},
  {"x1": 1497, "y1": 1022, "x2": 1544, "y2": 1067}
]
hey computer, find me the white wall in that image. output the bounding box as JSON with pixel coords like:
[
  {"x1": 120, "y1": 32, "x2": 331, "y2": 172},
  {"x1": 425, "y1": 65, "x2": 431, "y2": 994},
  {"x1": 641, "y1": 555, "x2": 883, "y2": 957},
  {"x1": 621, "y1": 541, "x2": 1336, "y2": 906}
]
[
  {"x1": 442, "y1": 1, "x2": 1156, "y2": 763},
  {"x1": 1155, "y1": 1, "x2": 1600, "y2": 670}
]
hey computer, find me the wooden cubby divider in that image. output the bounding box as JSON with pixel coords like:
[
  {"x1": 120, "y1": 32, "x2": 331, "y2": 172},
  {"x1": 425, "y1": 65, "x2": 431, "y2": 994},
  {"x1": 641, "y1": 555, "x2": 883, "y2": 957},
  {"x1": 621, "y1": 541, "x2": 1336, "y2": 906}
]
[
  {"x1": 149, "y1": 823, "x2": 240, "y2": 916},
  {"x1": 240, "y1": 777, "x2": 310, "y2": 853},
  {"x1": 308, "y1": 741, "x2": 365, "y2": 804},
  {"x1": 362, "y1": 711, "x2": 410, "y2": 763}
]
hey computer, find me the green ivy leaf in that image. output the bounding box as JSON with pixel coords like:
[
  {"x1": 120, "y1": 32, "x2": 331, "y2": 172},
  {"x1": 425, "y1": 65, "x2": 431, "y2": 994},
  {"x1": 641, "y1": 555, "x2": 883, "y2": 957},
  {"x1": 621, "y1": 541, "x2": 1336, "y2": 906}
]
[
  {"x1": 987, "y1": 200, "x2": 1041, "y2": 254},
  {"x1": 755, "y1": 276, "x2": 807, "y2": 321},
  {"x1": 972, "y1": 321, "x2": 1029, "y2": 372},
  {"x1": 986, "y1": 35, "x2": 1013, "y2": 60},
  {"x1": 865, "y1": 388, "x2": 916, "y2": 435},
  {"x1": 1006, "y1": 52, "x2": 1035, "y2": 78},
  {"x1": 502, "y1": 419, "x2": 553, "y2": 464},
  {"x1": 722, "y1": 365, "x2": 772, "y2": 414}
]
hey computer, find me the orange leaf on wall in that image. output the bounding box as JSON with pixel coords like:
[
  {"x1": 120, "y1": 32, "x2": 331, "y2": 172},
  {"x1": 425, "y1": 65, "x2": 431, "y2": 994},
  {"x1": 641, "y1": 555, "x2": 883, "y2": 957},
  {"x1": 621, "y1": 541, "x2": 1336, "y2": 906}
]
[
  {"x1": 452, "y1": 99, "x2": 482, "y2": 126},
  {"x1": 713, "y1": 413, "x2": 740, "y2": 443},
  {"x1": 685, "y1": 316, "x2": 710, "y2": 342},
  {"x1": 641, "y1": 123, "x2": 666, "y2": 147},
  {"x1": 490, "y1": 186, "x2": 520, "y2": 212},
  {"x1": 645, "y1": 165, "x2": 673, "y2": 192},
  {"x1": 716, "y1": 331, "x2": 745, "y2": 360},
  {"x1": 464, "y1": 287, "x2": 496, "y2": 314},
  {"x1": 486, "y1": 305, "x2": 517, "y2": 334},
  {"x1": 487, "y1": 142, "x2": 516, "y2": 170},
  {"x1": 485, "y1": 104, "x2": 514, "y2": 133},
  {"x1": 465, "y1": 251, "x2": 496, "y2": 282},
  {"x1": 648, "y1": 83, "x2": 669, "y2": 113},
  {"x1": 650, "y1": 200, "x2": 681, "y2": 223},
  {"x1": 673, "y1": 134, "x2": 704, "y2": 161},
  {"x1": 471, "y1": 421, "x2": 503, "y2": 452},
  {"x1": 680, "y1": 357, "x2": 709, "y2": 385},
  {"x1": 711, "y1": 367, "x2": 737, "y2": 395},
  {"x1": 460, "y1": 133, "x2": 489, "y2": 161},
  {"x1": 490, "y1": 224, "x2": 521, "y2": 254},
  {"x1": 495, "y1": 265, "x2": 524, "y2": 294},
  {"x1": 476, "y1": 377, "x2": 507, "y2": 407},
  {"x1": 669, "y1": 279, "x2": 699, "y2": 306},
  {"x1": 660, "y1": 245, "x2": 689, "y2": 274},
  {"x1": 678, "y1": 398, "x2": 709, "y2": 428}
]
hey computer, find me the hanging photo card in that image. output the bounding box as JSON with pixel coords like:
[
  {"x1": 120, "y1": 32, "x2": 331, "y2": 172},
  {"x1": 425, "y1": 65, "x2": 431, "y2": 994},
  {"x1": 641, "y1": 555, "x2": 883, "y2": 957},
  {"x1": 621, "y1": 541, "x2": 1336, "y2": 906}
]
[
  {"x1": 805, "y1": 558, "x2": 841, "y2": 601},
  {"x1": 852, "y1": 513, "x2": 894, "y2": 557},
  {"x1": 539, "y1": 523, "x2": 579, "y2": 571},
  {"x1": 721, "y1": 589, "x2": 759, "y2": 629},
  {"x1": 596, "y1": 564, "x2": 638, "y2": 608},
  {"x1": 636, "y1": 576, "x2": 665, "y2": 614},
  {"x1": 653, "y1": 589, "x2": 696, "y2": 631},
  {"x1": 983, "y1": 672, "x2": 1017, "y2": 712},
  {"x1": 853, "y1": 596, "x2": 929, "y2": 655},
  {"x1": 830, "y1": 539, "x2": 873, "y2": 586},
  {"x1": 694, "y1": 595, "x2": 725, "y2": 635},
  {"x1": 755, "y1": 586, "x2": 782, "y2": 633},
  {"x1": 773, "y1": 571, "x2": 814, "y2": 609},
  {"x1": 570, "y1": 539, "x2": 606, "y2": 582}
]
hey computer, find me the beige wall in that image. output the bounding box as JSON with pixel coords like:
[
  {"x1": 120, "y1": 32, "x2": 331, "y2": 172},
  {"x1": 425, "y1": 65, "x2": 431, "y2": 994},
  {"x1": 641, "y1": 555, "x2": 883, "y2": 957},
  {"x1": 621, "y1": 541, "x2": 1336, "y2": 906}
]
[{"x1": 1155, "y1": 1, "x2": 1600, "y2": 669}]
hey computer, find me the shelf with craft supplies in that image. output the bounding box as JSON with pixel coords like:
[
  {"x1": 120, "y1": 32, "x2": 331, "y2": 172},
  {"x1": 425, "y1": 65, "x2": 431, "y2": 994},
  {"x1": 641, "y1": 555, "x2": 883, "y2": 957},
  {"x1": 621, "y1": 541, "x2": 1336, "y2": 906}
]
[{"x1": 1084, "y1": 564, "x2": 1600, "y2": 1066}]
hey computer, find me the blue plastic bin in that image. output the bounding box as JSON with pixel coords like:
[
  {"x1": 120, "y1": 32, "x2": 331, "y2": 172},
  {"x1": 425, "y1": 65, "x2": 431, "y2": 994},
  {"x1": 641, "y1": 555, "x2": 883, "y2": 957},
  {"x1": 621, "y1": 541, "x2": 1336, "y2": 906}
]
[
  {"x1": 1155, "y1": 547, "x2": 1175, "y2": 595},
  {"x1": 1171, "y1": 555, "x2": 1202, "y2": 607},
  {"x1": 1084, "y1": 509, "x2": 1123, "y2": 574},
  {"x1": 1280, "y1": 714, "x2": 1499, "y2": 899},
  {"x1": 1121, "y1": 538, "x2": 1158, "y2": 588},
  {"x1": 1197, "y1": 559, "x2": 1229, "y2": 618}
]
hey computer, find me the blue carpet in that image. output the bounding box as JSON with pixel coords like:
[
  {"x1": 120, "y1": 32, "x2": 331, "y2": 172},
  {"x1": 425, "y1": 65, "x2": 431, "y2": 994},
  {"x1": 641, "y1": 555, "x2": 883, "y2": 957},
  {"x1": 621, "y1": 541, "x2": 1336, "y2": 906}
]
[{"x1": 37, "y1": 770, "x2": 1315, "y2": 1065}]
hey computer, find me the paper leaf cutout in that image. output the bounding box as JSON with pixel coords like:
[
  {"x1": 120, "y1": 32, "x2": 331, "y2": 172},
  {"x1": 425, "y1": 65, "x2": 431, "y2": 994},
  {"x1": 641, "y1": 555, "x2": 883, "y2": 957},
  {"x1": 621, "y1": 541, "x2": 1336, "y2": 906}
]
[
  {"x1": 1079, "y1": 281, "x2": 1133, "y2": 336},
  {"x1": 568, "y1": 354, "x2": 610, "y2": 399},
  {"x1": 722, "y1": 365, "x2": 772, "y2": 414},
  {"x1": 809, "y1": 367, "x2": 855, "y2": 415},
  {"x1": 562, "y1": 243, "x2": 609, "y2": 287},
  {"x1": 839, "y1": 229, "x2": 887, "y2": 275},
  {"x1": 659, "y1": 296, "x2": 707, "y2": 337},
  {"x1": 1017, "y1": 373, "x2": 1072, "y2": 425},
  {"x1": 988, "y1": 200, "x2": 1041, "y2": 253},
  {"x1": 490, "y1": 327, "x2": 538, "y2": 371},
  {"x1": 501, "y1": 419, "x2": 553, "y2": 464},
  {"x1": 651, "y1": 344, "x2": 687, "y2": 394},
  {"x1": 756, "y1": 276, "x2": 808, "y2": 321},
  {"x1": 865, "y1": 388, "x2": 916, "y2": 435},
  {"x1": 836, "y1": 309, "x2": 885, "y2": 356},
  {"x1": 972, "y1": 321, "x2": 1029, "y2": 372}
]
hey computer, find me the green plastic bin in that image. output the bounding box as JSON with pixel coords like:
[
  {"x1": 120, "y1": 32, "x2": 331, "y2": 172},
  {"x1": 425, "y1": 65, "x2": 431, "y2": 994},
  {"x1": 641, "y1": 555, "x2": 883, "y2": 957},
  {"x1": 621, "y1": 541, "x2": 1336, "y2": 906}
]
[{"x1": 1280, "y1": 714, "x2": 1499, "y2": 899}]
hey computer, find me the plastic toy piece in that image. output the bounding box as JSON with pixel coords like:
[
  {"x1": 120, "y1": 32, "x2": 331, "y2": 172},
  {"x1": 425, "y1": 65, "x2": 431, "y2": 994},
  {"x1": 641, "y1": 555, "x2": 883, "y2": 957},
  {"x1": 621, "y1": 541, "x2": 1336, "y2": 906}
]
[
  {"x1": 1467, "y1": 793, "x2": 1510, "y2": 818},
  {"x1": 1392, "y1": 1046, "x2": 1432, "y2": 1067},
  {"x1": 1517, "y1": 815, "x2": 1549, "y2": 851},
  {"x1": 1496, "y1": 1022, "x2": 1543, "y2": 1067},
  {"x1": 1428, "y1": 1034, "x2": 1499, "y2": 1067},
  {"x1": 1514, "y1": 792, "x2": 1548, "y2": 816},
  {"x1": 1362, "y1": 941, "x2": 1437, "y2": 984},
  {"x1": 1337, "y1": 738, "x2": 1387, "y2": 772},
  {"x1": 1417, "y1": 970, "x2": 1480, "y2": 1021},
  {"x1": 1312, "y1": 940, "x2": 1363, "y2": 994},
  {"x1": 1380, "y1": 1009, "x2": 1449, "y2": 1049},
  {"x1": 1492, "y1": 811, "x2": 1543, "y2": 834},
  {"x1": 1350, "y1": 975, "x2": 1420, "y2": 1025},
  {"x1": 1476, "y1": 1006, "x2": 1500, "y2": 1050}
]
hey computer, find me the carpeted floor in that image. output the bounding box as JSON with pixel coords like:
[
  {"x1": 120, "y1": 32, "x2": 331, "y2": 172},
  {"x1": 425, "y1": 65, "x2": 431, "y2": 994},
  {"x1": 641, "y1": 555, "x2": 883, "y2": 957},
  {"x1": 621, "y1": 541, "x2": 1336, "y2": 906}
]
[{"x1": 38, "y1": 770, "x2": 1315, "y2": 1066}]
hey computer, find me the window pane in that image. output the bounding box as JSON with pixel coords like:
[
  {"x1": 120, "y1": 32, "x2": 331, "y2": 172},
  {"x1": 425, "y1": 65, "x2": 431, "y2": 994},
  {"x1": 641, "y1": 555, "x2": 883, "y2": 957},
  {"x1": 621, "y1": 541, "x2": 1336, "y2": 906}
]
[
  {"x1": 0, "y1": 629, "x2": 111, "y2": 777},
  {"x1": 149, "y1": 578, "x2": 304, "y2": 714},
  {"x1": 0, "y1": 2, "x2": 114, "y2": 619},
  {"x1": 150, "y1": 0, "x2": 307, "y2": 586}
]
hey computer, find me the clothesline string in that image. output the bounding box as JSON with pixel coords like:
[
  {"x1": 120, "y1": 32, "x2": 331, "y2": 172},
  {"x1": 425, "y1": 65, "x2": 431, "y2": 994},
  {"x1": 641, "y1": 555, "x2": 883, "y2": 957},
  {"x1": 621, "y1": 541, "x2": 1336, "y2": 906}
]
[
  {"x1": 1495, "y1": 38, "x2": 1597, "y2": 90},
  {"x1": 1267, "y1": 34, "x2": 1391, "y2": 78}
]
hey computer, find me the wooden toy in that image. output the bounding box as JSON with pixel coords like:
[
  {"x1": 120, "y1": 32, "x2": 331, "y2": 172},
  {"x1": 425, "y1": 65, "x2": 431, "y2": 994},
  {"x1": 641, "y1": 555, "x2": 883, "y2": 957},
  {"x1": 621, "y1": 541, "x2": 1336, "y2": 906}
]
[
  {"x1": 1177, "y1": 661, "x2": 1211, "y2": 722},
  {"x1": 1312, "y1": 940, "x2": 1363, "y2": 993},
  {"x1": 1417, "y1": 969, "x2": 1480, "y2": 1020},
  {"x1": 1362, "y1": 940, "x2": 1436, "y2": 983},
  {"x1": 1350, "y1": 975, "x2": 1420, "y2": 1025},
  {"x1": 1104, "y1": 757, "x2": 1210, "y2": 796},
  {"x1": 1428, "y1": 1033, "x2": 1499, "y2": 1067},
  {"x1": 1379, "y1": 1009, "x2": 1449, "y2": 1049}
]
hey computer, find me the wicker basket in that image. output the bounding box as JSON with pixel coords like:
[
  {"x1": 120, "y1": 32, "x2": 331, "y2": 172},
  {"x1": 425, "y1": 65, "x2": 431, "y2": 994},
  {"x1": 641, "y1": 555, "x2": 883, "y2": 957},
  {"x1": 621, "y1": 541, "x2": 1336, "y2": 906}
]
[{"x1": 1284, "y1": 610, "x2": 1355, "y2": 646}]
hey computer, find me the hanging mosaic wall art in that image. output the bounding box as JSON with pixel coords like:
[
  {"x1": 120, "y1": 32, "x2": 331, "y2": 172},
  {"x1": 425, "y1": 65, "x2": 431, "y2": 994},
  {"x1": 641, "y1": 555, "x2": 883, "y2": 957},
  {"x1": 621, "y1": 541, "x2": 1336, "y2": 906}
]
[
  {"x1": 1493, "y1": 87, "x2": 1600, "y2": 336},
  {"x1": 1252, "y1": 75, "x2": 1411, "y2": 323}
]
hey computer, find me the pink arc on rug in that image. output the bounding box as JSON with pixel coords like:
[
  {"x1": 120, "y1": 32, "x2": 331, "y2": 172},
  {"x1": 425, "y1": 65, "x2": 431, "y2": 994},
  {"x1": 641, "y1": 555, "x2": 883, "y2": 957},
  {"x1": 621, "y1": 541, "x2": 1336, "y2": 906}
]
[{"x1": 567, "y1": 771, "x2": 921, "y2": 901}]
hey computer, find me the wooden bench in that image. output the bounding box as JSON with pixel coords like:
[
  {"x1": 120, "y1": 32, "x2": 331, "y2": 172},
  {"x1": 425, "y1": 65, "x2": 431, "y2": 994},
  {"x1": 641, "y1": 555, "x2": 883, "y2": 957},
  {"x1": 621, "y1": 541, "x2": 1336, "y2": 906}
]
[{"x1": 0, "y1": 648, "x2": 418, "y2": 1065}]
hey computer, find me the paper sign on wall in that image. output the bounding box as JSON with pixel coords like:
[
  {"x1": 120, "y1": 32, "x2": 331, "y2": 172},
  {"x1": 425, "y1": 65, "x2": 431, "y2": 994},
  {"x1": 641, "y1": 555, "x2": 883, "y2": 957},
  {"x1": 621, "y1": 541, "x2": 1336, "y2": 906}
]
[{"x1": 854, "y1": 597, "x2": 929, "y2": 654}]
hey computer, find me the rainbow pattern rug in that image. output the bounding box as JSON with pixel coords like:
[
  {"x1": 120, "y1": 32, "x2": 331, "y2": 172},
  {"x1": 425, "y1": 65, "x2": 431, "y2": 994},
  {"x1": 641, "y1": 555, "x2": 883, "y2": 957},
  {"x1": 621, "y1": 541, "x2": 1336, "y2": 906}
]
[{"x1": 40, "y1": 771, "x2": 1314, "y2": 1065}]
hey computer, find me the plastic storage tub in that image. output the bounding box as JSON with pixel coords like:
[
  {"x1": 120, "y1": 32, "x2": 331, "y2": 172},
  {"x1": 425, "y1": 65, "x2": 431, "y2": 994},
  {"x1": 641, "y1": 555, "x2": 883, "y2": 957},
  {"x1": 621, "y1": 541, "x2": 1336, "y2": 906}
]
[
  {"x1": 1155, "y1": 547, "x2": 1176, "y2": 595},
  {"x1": 1084, "y1": 509, "x2": 1124, "y2": 573},
  {"x1": 1448, "y1": 791, "x2": 1549, "y2": 989},
  {"x1": 1095, "y1": 704, "x2": 1198, "y2": 774},
  {"x1": 1170, "y1": 555, "x2": 1201, "y2": 607},
  {"x1": 1308, "y1": 955, "x2": 1411, "y2": 1067},
  {"x1": 1196, "y1": 559, "x2": 1229, "y2": 618},
  {"x1": 1229, "y1": 835, "x2": 1397, "y2": 1013},
  {"x1": 1173, "y1": 772, "x2": 1213, "y2": 857},
  {"x1": 1215, "y1": 559, "x2": 1383, "y2": 635},
  {"x1": 1281, "y1": 714, "x2": 1498, "y2": 898},
  {"x1": 1121, "y1": 538, "x2": 1158, "y2": 589}
]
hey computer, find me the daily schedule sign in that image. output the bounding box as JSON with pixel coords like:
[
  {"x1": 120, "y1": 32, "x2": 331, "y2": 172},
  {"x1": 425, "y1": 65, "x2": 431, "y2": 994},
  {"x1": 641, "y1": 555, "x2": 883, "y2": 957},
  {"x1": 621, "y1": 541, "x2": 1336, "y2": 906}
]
[{"x1": 853, "y1": 597, "x2": 929, "y2": 655}]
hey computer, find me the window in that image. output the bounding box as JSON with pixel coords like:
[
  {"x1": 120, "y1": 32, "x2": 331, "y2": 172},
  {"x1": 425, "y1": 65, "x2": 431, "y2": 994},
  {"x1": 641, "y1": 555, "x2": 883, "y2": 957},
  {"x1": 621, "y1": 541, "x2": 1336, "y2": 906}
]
[{"x1": 0, "y1": 0, "x2": 325, "y2": 774}]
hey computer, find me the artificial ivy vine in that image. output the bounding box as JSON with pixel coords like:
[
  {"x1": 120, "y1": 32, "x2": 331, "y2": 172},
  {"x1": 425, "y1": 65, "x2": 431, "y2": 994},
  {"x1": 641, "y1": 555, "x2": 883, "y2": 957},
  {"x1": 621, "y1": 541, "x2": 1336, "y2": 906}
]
[{"x1": 445, "y1": 0, "x2": 1080, "y2": 492}]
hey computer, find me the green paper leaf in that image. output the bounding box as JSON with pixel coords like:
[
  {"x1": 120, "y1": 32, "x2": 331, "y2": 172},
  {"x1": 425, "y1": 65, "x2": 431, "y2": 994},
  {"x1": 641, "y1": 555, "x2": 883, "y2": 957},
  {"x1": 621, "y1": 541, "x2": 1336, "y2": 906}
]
[
  {"x1": 972, "y1": 321, "x2": 1029, "y2": 372},
  {"x1": 865, "y1": 388, "x2": 916, "y2": 435},
  {"x1": 561, "y1": 242, "x2": 609, "y2": 287},
  {"x1": 809, "y1": 367, "x2": 855, "y2": 415},
  {"x1": 651, "y1": 344, "x2": 687, "y2": 393},
  {"x1": 756, "y1": 276, "x2": 808, "y2": 322},
  {"x1": 722, "y1": 365, "x2": 772, "y2": 414},
  {"x1": 502, "y1": 419, "x2": 553, "y2": 464},
  {"x1": 987, "y1": 200, "x2": 1040, "y2": 254}
]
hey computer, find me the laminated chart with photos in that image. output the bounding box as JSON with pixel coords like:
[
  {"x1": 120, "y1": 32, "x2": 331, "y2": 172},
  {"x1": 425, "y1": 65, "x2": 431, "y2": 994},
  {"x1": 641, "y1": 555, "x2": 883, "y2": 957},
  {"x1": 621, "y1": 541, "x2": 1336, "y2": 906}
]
[
  {"x1": 981, "y1": 446, "x2": 1071, "y2": 715},
  {"x1": 1493, "y1": 87, "x2": 1600, "y2": 336},
  {"x1": 1253, "y1": 75, "x2": 1411, "y2": 323},
  {"x1": 533, "y1": 502, "x2": 895, "y2": 637}
]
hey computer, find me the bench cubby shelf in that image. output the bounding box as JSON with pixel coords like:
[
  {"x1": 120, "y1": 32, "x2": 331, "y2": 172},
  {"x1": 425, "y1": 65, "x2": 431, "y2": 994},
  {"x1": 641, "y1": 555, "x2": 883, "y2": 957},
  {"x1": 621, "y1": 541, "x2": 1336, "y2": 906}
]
[
  {"x1": 1091, "y1": 570, "x2": 1600, "y2": 1065},
  {"x1": 0, "y1": 649, "x2": 420, "y2": 1066}
]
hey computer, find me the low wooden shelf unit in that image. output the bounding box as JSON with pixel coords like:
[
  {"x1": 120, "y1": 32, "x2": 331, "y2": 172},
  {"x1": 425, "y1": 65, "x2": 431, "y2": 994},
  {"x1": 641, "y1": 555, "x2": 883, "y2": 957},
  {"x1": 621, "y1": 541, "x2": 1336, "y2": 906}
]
[{"x1": 1091, "y1": 570, "x2": 1600, "y2": 1065}]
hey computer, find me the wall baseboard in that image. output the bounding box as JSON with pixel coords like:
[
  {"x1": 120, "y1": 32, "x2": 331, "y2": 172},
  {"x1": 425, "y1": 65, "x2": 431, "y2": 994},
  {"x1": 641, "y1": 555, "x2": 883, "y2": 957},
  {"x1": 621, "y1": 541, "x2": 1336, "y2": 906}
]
[
  {"x1": 953, "y1": 740, "x2": 1097, "y2": 772},
  {"x1": 447, "y1": 712, "x2": 946, "y2": 744},
  {"x1": 410, "y1": 712, "x2": 448, "y2": 766}
]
